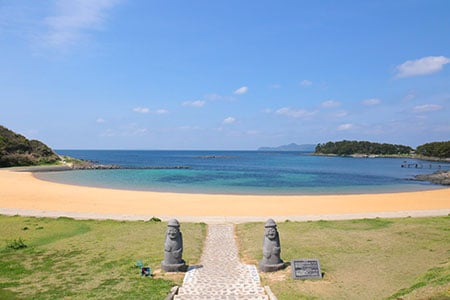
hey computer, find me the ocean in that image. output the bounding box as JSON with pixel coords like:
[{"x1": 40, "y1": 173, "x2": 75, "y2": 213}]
[{"x1": 35, "y1": 150, "x2": 449, "y2": 195}]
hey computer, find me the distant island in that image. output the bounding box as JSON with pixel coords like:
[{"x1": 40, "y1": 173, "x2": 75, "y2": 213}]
[
  {"x1": 258, "y1": 143, "x2": 316, "y2": 152},
  {"x1": 314, "y1": 140, "x2": 413, "y2": 157},
  {"x1": 314, "y1": 140, "x2": 450, "y2": 160}
]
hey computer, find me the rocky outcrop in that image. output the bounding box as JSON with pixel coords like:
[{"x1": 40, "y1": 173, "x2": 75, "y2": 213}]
[{"x1": 415, "y1": 171, "x2": 450, "y2": 185}]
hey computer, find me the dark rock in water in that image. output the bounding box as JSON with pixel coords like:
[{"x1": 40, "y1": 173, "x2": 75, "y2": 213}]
[
  {"x1": 415, "y1": 170, "x2": 450, "y2": 185},
  {"x1": 198, "y1": 155, "x2": 237, "y2": 159},
  {"x1": 70, "y1": 160, "x2": 120, "y2": 170}
]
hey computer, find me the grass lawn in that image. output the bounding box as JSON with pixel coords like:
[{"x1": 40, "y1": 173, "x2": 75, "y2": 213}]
[
  {"x1": 0, "y1": 215, "x2": 206, "y2": 300},
  {"x1": 236, "y1": 216, "x2": 450, "y2": 300},
  {"x1": 2, "y1": 215, "x2": 449, "y2": 299}
]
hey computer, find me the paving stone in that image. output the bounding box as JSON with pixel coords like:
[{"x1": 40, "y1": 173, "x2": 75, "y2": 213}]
[{"x1": 174, "y1": 224, "x2": 269, "y2": 300}]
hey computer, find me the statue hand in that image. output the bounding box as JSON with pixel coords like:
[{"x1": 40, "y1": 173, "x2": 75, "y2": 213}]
[{"x1": 173, "y1": 248, "x2": 182, "y2": 258}]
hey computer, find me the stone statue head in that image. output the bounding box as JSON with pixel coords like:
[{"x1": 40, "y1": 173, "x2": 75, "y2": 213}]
[
  {"x1": 264, "y1": 218, "x2": 278, "y2": 241},
  {"x1": 167, "y1": 219, "x2": 180, "y2": 240}
]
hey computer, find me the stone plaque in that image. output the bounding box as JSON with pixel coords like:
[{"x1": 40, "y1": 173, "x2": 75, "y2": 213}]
[{"x1": 291, "y1": 259, "x2": 322, "y2": 280}]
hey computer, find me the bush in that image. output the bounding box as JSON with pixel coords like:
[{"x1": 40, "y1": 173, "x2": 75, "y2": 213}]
[
  {"x1": 6, "y1": 238, "x2": 27, "y2": 250},
  {"x1": 148, "y1": 217, "x2": 162, "y2": 223}
]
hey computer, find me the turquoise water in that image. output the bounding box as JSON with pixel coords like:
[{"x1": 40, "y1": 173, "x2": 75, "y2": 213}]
[{"x1": 35, "y1": 150, "x2": 449, "y2": 195}]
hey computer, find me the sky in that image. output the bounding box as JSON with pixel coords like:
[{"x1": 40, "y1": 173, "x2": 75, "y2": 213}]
[{"x1": 1, "y1": 0, "x2": 449, "y2": 150}]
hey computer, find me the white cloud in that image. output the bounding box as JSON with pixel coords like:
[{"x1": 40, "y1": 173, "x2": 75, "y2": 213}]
[
  {"x1": 96, "y1": 117, "x2": 106, "y2": 123},
  {"x1": 233, "y1": 86, "x2": 248, "y2": 95},
  {"x1": 321, "y1": 100, "x2": 340, "y2": 108},
  {"x1": 362, "y1": 98, "x2": 381, "y2": 106},
  {"x1": 395, "y1": 56, "x2": 450, "y2": 78},
  {"x1": 275, "y1": 107, "x2": 316, "y2": 118},
  {"x1": 300, "y1": 80, "x2": 312, "y2": 86},
  {"x1": 205, "y1": 93, "x2": 236, "y2": 102},
  {"x1": 223, "y1": 117, "x2": 236, "y2": 124},
  {"x1": 413, "y1": 104, "x2": 443, "y2": 113},
  {"x1": 133, "y1": 107, "x2": 150, "y2": 114},
  {"x1": 337, "y1": 123, "x2": 354, "y2": 131},
  {"x1": 155, "y1": 109, "x2": 169, "y2": 114},
  {"x1": 183, "y1": 100, "x2": 205, "y2": 107},
  {"x1": 133, "y1": 107, "x2": 168, "y2": 114},
  {"x1": 332, "y1": 111, "x2": 348, "y2": 118},
  {"x1": 41, "y1": 0, "x2": 119, "y2": 48},
  {"x1": 403, "y1": 91, "x2": 416, "y2": 102}
]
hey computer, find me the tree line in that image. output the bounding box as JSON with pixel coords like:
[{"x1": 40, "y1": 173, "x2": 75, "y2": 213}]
[
  {"x1": 415, "y1": 141, "x2": 450, "y2": 159},
  {"x1": 315, "y1": 140, "x2": 450, "y2": 158},
  {"x1": 315, "y1": 140, "x2": 413, "y2": 156}
]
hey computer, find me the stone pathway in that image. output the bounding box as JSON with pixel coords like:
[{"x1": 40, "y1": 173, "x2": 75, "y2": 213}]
[{"x1": 174, "y1": 224, "x2": 270, "y2": 300}]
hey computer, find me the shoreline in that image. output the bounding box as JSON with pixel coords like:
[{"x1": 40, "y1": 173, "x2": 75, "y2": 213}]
[{"x1": 1, "y1": 169, "x2": 449, "y2": 223}]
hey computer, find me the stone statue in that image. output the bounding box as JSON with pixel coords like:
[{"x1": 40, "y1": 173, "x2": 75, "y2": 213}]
[
  {"x1": 161, "y1": 219, "x2": 187, "y2": 272},
  {"x1": 259, "y1": 218, "x2": 285, "y2": 272}
]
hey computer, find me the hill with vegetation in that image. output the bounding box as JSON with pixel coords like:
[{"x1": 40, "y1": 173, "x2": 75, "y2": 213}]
[
  {"x1": 314, "y1": 140, "x2": 413, "y2": 156},
  {"x1": 314, "y1": 140, "x2": 450, "y2": 160},
  {"x1": 0, "y1": 125, "x2": 60, "y2": 167},
  {"x1": 415, "y1": 141, "x2": 450, "y2": 159}
]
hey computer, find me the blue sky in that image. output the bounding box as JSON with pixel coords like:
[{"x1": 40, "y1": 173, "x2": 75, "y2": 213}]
[{"x1": 1, "y1": 0, "x2": 449, "y2": 150}]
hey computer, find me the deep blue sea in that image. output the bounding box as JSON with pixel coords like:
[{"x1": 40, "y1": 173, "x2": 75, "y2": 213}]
[{"x1": 35, "y1": 150, "x2": 449, "y2": 195}]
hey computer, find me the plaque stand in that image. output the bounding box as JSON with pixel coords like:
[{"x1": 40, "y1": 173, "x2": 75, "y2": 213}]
[{"x1": 291, "y1": 259, "x2": 322, "y2": 280}]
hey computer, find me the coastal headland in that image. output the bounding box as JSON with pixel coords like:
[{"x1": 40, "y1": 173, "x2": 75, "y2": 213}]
[{"x1": 1, "y1": 169, "x2": 449, "y2": 223}]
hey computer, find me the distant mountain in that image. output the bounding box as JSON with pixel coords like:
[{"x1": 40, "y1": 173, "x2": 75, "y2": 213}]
[
  {"x1": 258, "y1": 143, "x2": 316, "y2": 152},
  {"x1": 0, "y1": 125, "x2": 61, "y2": 167}
]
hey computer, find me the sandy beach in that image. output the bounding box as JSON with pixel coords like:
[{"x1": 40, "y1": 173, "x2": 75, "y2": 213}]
[{"x1": 0, "y1": 168, "x2": 449, "y2": 223}]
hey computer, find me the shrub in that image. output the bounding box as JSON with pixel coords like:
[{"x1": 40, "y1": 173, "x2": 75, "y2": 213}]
[{"x1": 5, "y1": 238, "x2": 27, "y2": 250}]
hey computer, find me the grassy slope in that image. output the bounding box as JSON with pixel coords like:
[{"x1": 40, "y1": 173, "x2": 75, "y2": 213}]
[
  {"x1": 236, "y1": 217, "x2": 450, "y2": 300},
  {"x1": 0, "y1": 216, "x2": 206, "y2": 300}
]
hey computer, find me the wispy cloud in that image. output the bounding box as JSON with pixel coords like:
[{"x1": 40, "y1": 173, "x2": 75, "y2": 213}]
[
  {"x1": 132, "y1": 107, "x2": 168, "y2": 114},
  {"x1": 402, "y1": 91, "x2": 416, "y2": 102},
  {"x1": 395, "y1": 56, "x2": 450, "y2": 78},
  {"x1": 362, "y1": 98, "x2": 381, "y2": 106},
  {"x1": 205, "y1": 93, "x2": 236, "y2": 102},
  {"x1": 332, "y1": 111, "x2": 348, "y2": 118},
  {"x1": 337, "y1": 123, "x2": 354, "y2": 131},
  {"x1": 269, "y1": 84, "x2": 281, "y2": 89},
  {"x1": 182, "y1": 100, "x2": 206, "y2": 107},
  {"x1": 96, "y1": 117, "x2": 106, "y2": 123},
  {"x1": 413, "y1": 104, "x2": 443, "y2": 113},
  {"x1": 321, "y1": 100, "x2": 340, "y2": 108},
  {"x1": 223, "y1": 116, "x2": 236, "y2": 124},
  {"x1": 133, "y1": 107, "x2": 150, "y2": 114},
  {"x1": 233, "y1": 86, "x2": 248, "y2": 95},
  {"x1": 300, "y1": 80, "x2": 312, "y2": 87},
  {"x1": 41, "y1": 0, "x2": 119, "y2": 48},
  {"x1": 155, "y1": 109, "x2": 169, "y2": 114},
  {"x1": 275, "y1": 107, "x2": 316, "y2": 118}
]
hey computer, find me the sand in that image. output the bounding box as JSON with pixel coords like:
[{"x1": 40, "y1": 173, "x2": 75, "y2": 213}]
[{"x1": 0, "y1": 169, "x2": 449, "y2": 223}]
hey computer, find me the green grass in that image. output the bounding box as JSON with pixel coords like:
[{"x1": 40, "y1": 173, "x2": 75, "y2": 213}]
[
  {"x1": 2, "y1": 215, "x2": 449, "y2": 299},
  {"x1": 0, "y1": 215, "x2": 206, "y2": 299},
  {"x1": 236, "y1": 216, "x2": 450, "y2": 300}
]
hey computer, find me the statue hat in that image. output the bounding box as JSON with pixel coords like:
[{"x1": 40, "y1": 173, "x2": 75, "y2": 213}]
[
  {"x1": 168, "y1": 219, "x2": 180, "y2": 227},
  {"x1": 265, "y1": 218, "x2": 277, "y2": 228}
]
